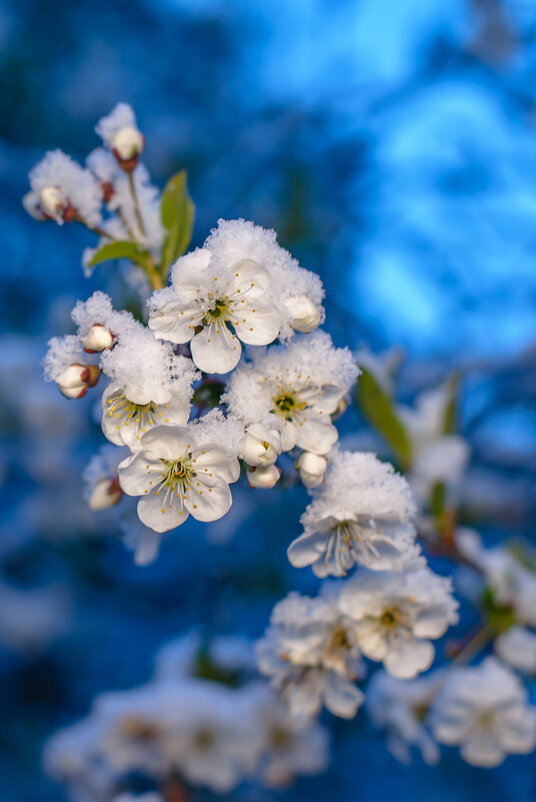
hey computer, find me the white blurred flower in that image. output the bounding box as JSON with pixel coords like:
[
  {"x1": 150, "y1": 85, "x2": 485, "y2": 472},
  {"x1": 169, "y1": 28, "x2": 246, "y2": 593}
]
[
  {"x1": 256, "y1": 589, "x2": 364, "y2": 720},
  {"x1": 288, "y1": 450, "x2": 419, "y2": 577},
  {"x1": 431, "y1": 657, "x2": 536, "y2": 767},
  {"x1": 367, "y1": 670, "x2": 441, "y2": 765},
  {"x1": 148, "y1": 249, "x2": 281, "y2": 374},
  {"x1": 339, "y1": 567, "x2": 458, "y2": 679},
  {"x1": 96, "y1": 103, "x2": 145, "y2": 169},
  {"x1": 495, "y1": 626, "x2": 536, "y2": 674},
  {"x1": 118, "y1": 424, "x2": 240, "y2": 532},
  {"x1": 27, "y1": 149, "x2": 102, "y2": 227}
]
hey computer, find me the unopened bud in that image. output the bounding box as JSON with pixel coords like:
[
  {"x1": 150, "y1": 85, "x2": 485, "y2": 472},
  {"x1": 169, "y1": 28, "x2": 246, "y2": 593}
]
[
  {"x1": 247, "y1": 464, "x2": 281, "y2": 489},
  {"x1": 39, "y1": 186, "x2": 76, "y2": 224},
  {"x1": 82, "y1": 324, "x2": 114, "y2": 353},
  {"x1": 22, "y1": 191, "x2": 47, "y2": 221},
  {"x1": 89, "y1": 477, "x2": 123, "y2": 510},
  {"x1": 241, "y1": 424, "x2": 282, "y2": 467},
  {"x1": 297, "y1": 452, "x2": 328, "y2": 488},
  {"x1": 333, "y1": 397, "x2": 348, "y2": 419},
  {"x1": 284, "y1": 295, "x2": 322, "y2": 333},
  {"x1": 56, "y1": 363, "x2": 100, "y2": 399},
  {"x1": 112, "y1": 125, "x2": 145, "y2": 171}
]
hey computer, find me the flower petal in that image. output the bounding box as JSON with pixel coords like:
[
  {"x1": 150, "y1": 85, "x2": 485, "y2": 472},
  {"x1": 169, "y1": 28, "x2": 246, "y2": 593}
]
[
  {"x1": 137, "y1": 492, "x2": 190, "y2": 533},
  {"x1": 138, "y1": 424, "x2": 192, "y2": 461},
  {"x1": 118, "y1": 452, "x2": 161, "y2": 496},
  {"x1": 192, "y1": 446, "x2": 240, "y2": 484},
  {"x1": 384, "y1": 638, "x2": 434, "y2": 679},
  {"x1": 148, "y1": 298, "x2": 203, "y2": 344},
  {"x1": 226, "y1": 258, "x2": 271, "y2": 298},
  {"x1": 295, "y1": 415, "x2": 339, "y2": 455},
  {"x1": 184, "y1": 475, "x2": 232, "y2": 522},
  {"x1": 190, "y1": 324, "x2": 241, "y2": 374},
  {"x1": 232, "y1": 299, "x2": 281, "y2": 346}
]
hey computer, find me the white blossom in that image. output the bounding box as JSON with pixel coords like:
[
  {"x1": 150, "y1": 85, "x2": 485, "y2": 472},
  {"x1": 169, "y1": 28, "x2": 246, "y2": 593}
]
[
  {"x1": 431, "y1": 657, "x2": 536, "y2": 767},
  {"x1": 28, "y1": 149, "x2": 102, "y2": 227},
  {"x1": 148, "y1": 248, "x2": 281, "y2": 374},
  {"x1": 256, "y1": 588, "x2": 364, "y2": 720},
  {"x1": 223, "y1": 331, "x2": 358, "y2": 455},
  {"x1": 495, "y1": 626, "x2": 536, "y2": 675},
  {"x1": 339, "y1": 567, "x2": 459, "y2": 679},
  {"x1": 283, "y1": 294, "x2": 322, "y2": 333},
  {"x1": 240, "y1": 423, "x2": 281, "y2": 466},
  {"x1": 100, "y1": 329, "x2": 198, "y2": 450},
  {"x1": 288, "y1": 449, "x2": 420, "y2": 577},
  {"x1": 83, "y1": 445, "x2": 127, "y2": 510},
  {"x1": 118, "y1": 424, "x2": 240, "y2": 532},
  {"x1": 366, "y1": 670, "x2": 441, "y2": 765}
]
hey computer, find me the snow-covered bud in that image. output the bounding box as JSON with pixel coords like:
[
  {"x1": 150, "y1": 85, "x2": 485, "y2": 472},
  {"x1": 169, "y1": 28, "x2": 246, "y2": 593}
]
[
  {"x1": 22, "y1": 191, "x2": 47, "y2": 221},
  {"x1": 56, "y1": 363, "x2": 100, "y2": 399},
  {"x1": 39, "y1": 186, "x2": 76, "y2": 224},
  {"x1": 111, "y1": 126, "x2": 145, "y2": 171},
  {"x1": 240, "y1": 424, "x2": 282, "y2": 467},
  {"x1": 81, "y1": 324, "x2": 115, "y2": 353},
  {"x1": 284, "y1": 295, "x2": 322, "y2": 333},
  {"x1": 247, "y1": 464, "x2": 281, "y2": 489},
  {"x1": 297, "y1": 451, "x2": 328, "y2": 488},
  {"x1": 88, "y1": 477, "x2": 123, "y2": 510}
]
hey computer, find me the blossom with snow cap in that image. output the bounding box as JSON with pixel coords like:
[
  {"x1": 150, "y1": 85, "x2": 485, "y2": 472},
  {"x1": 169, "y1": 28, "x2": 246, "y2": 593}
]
[
  {"x1": 223, "y1": 331, "x2": 358, "y2": 455},
  {"x1": 95, "y1": 102, "x2": 145, "y2": 170},
  {"x1": 148, "y1": 248, "x2": 281, "y2": 374},
  {"x1": 288, "y1": 450, "x2": 419, "y2": 577},
  {"x1": 366, "y1": 670, "x2": 441, "y2": 765},
  {"x1": 256, "y1": 588, "x2": 364, "y2": 720},
  {"x1": 431, "y1": 657, "x2": 536, "y2": 767},
  {"x1": 118, "y1": 424, "x2": 240, "y2": 532},
  {"x1": 338, "y1": 566, "x2": 458, "y2": 679},
  {"x1": 26, "y1": 149, "x2": 103, "y2": 227},
  {"x1": 100, "y1": 328, "x2": 198, "y2": 450}
]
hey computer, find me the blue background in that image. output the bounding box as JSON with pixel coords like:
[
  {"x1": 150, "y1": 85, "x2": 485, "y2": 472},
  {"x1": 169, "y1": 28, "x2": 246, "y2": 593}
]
[{"x1": 1, "y1": 1, "x2": 536, "y2": 800}]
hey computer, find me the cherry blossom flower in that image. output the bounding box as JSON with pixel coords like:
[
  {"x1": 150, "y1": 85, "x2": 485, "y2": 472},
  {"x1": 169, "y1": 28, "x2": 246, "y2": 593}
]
[
  {"x1": 431, "y1": 657, "x2": 536, "y2": 767},
  {"x1": 339, "y1": 567, "x2": 458, "y2": 679},
  {"x1": 118, "y1": 424, "x2": 240, "y2": 532}
]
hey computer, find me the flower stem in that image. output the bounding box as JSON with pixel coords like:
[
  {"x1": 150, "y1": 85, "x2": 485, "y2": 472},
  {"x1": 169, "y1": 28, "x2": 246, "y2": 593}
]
[
  {"x1": 144, "y1": 252, "x2": 165, "y2": 290},
  {"x1": 451, "y1": 624, "x2": 492, "y2": 665},
  {"x1": 117, "y1": 206, "x2": 137, "y2": 241},
  {"x1": 75, "y1": 216, "x2": 116, "y2": 241},
  {"x1": 127, "y1": 170, "x2": 146, "y2": 237}
]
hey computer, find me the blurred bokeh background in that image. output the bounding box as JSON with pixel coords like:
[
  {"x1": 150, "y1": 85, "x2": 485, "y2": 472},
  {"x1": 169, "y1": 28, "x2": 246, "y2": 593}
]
[{"x1": 1, "y1": 0, "x2": 536, "y2": 800}]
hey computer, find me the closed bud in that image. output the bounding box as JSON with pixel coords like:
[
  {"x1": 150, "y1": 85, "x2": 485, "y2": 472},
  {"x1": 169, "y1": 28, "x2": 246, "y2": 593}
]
[
  {"x1": 247, "y1": 464, "x2": 281, "y2": 489},
  {"x1": 297, "y1": 451, "x2": 328, "y2": 488},
  {"x1": 39, "y1": 186, "x2": 76, "y2": 224},
  {"x1": 22, "y1": 191, "x2": 47, "y2": 221},
  {"x1": 82, "y1": 324, "x2": 115, "y2": 353},
  {"x1": 112, "y1": 125, "x2": 145, "y2": 171},
  {"x1": 89, "y1": 477, "x2": 123, "y2": 510},
  {"x1": 56, "y1": 363, "x2": 100, "y2": 399},
  {"x1": 284, "y1": 295, "x2": 322, "y2": 333},
  {"x1": 241, "y1": 424, "x2": 282, "y2": 467}
]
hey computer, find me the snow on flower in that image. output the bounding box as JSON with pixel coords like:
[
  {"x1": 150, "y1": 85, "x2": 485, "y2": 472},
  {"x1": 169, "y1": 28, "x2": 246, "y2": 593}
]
[
  {"x1": 366, "y1": 670, "x2": 441, "y2": 765},
  {"x1": 256, "y1": 588, "x2": 364, "y2": 720},
  {"x1": 95, "y1": 102, "x2": 145, "y2": 167},
  {"x1": 27, "y1": 149, "x2": 103, "y2": 227},
  {"x1": 431, "y1": 657, "x2": 536, "y2": 767},
  {"x1": 494, "y1": 626, "x2": 536, "y2": 674},
  {"x1": 148, "y1": 246, "x2": 281, "y2": 374},
  {"x1": 99, "y1": 328, "x2": 198, "y2": 450},
  {"x1": 118, "y1": 423, "x2": 240, "y2": 532},
  {"x1": 288, "y1": 449, "x2": 420, "y2": 577},
  {"x1": 222, "y1": 331, "x2": 358, "y2": 454},
  {"x1": 338, "y1": 567, "x2": 459, "y2": 679}
]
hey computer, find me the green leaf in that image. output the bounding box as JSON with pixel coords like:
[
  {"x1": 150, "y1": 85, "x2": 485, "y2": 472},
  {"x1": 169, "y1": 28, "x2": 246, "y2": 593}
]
[
  {"x1": 355, "y1": 367, "x2": 412, "y2": 470},
  {"x1": 443, "y1": 373, "x2": 460, "y2": 435},
  {"x1": 161, "y1": 170, "x2": 195, "y2": 272},
  {"x1": 88, "y1": 240, "x2": 151, "y2": 269}
]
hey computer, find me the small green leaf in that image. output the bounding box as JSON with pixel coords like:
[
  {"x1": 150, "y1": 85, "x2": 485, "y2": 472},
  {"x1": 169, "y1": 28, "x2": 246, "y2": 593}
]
[
  {"x1": 443, "y1": 374, "x2": 460, "y2": 435},
  {"x1": 161, "y1": 170, "x2": 195, "y2": 272},
  {"x1": 88, "y1": 240, "x2": 151, "y2": 269},
  {"x1": 355, "y1": 368, "x2": 412, "y2": 470}
]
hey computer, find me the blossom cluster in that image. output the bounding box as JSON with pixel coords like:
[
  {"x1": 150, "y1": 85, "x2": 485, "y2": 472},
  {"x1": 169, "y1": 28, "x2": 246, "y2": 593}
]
[{"x1": 25, "y1": 103, "x2": 536, "y2": 800}]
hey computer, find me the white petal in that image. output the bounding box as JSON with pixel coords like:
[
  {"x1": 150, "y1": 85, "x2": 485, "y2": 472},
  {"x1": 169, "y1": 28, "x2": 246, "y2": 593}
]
[
  {"x1": 232, "y1": 299, "x2": 281, "y2": 346},
  {"x1": 384, "y1": 638, "x2": 434, "y2": 679},
  {"x1": 287, "y1": 530, "x2": 326, "y2": 568},
  {"x1": 279, "y1": 420, "x2": 297, "y2": 451},
  {"x1": 137, "y1": 492, "x2": 189, "y2": 533},
  {"x1": 497, "y1": 708, "x2": 536, "y2": 753},
  {"x1": 184, "y1": 476, "x2": 232, "y2": 522},
  {"x1": 138, "y1": 424, "x2": 192, "y2": 461},
  {"x1": 324, "y1": 675, "x2": 364, "y2": 719},
  {"x1": 413, "y1": 606, "x2": 451, "y2": 639},
  {"x1": 295, "y1": 415, "x2": 339, "y2": 455},
  {"x1": 118, "y1": 453, "x2": 161, "y2": 496},
  {"x1": 190, "y1": 324, "x2": 241, "y2": 374},
  {"x1": 461, "y1": 732, "x2": 505, "y2": 767},
  {"x1": 226, "y1": 258, "x2": 271, "y2": 298},
  {"x1": 148, "y1": 298, "x2": 203, "y2": 343},
  {"x1": 355, "y1": 622, "x2": 388, "y2": 661},
  {"x1": 192, "y1": 446, "x2": 240, "y2": 484}
]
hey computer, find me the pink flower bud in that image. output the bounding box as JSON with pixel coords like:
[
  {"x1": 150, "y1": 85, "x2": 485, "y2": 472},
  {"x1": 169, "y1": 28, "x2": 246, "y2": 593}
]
[
  {"x1": 247, "y1": 464, "x2": 281, "y2": 489},
  {"x1": 56, "y1": 363, "x2": 100, "y2": 399},
  {"x1": 82, "y1": 324, "x2": 114, "y2": 354}
]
